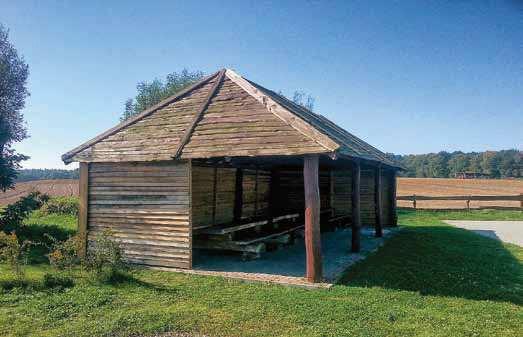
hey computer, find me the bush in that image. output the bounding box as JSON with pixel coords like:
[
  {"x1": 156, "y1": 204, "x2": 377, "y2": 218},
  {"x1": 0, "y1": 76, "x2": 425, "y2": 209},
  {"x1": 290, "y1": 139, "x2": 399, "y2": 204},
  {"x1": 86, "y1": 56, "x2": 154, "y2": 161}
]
[
  {"x1": 42, "y1": 272, "x2": 74, "y2": 289},
  {"x1": 47, "y1": 234, "x2": 82, "y2": 270},
  {"x1": 0, "y1": 191, "x2": 49, "y2": 233},
  {"x1": 41, "y1": 196, "x2": 79, "y2": 216},
  {"x1": 0, "y1": 232, "x2": 32, "y2": 280},
  {"x1": 86, "y1": 230, "x2": 126, "y2": 283}
]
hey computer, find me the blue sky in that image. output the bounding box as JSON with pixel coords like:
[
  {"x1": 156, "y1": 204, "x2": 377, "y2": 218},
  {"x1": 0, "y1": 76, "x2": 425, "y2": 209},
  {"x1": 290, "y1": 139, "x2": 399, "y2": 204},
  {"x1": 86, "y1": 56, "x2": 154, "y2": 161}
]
[{"x1": 2, "y1": 0, "x2": 522, "y2": 169}]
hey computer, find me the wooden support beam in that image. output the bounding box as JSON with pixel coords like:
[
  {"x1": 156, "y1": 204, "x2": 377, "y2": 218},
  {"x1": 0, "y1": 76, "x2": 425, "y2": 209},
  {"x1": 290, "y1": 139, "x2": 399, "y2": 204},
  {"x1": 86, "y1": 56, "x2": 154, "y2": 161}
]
[
  {"x1": 173, "y1": 69, "x2": 225, "y2": 159},
  {"x1": 351, "y1": 160, "x2": 361, "y2": 252},
  {"x1": 78, "y1": 162, "x2": 89, "y2": 259},
  {"x1": 391, "y1": 170, "x2": 398, "y2": 226},
  {"x1": 303, "y1": 155, "x2": 323, "y2": 282},
  {"x1": 233, "y1": 168, "x2": 243, "y2": 222},
  {"x1": 374, "y1": 166, "x2": 383, "y2": 237}
]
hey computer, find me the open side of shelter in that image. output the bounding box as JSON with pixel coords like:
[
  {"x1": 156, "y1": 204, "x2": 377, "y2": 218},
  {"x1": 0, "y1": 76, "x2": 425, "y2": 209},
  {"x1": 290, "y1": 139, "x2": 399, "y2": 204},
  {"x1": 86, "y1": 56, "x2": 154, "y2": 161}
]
[{"x1": 64, "y1": 68, "x2": 401, "y2": 283}]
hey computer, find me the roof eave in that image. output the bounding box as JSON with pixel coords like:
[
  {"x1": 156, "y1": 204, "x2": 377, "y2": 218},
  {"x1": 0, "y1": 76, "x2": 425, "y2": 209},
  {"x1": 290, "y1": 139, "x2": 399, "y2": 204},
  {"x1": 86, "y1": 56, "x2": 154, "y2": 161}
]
[{"x1": 61, "y1": 70, "x2": 222, "y2": 164}]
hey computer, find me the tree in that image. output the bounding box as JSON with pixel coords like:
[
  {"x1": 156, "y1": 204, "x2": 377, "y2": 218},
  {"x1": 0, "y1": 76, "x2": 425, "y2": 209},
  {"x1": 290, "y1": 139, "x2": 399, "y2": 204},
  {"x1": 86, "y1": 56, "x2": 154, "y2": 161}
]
[
  {"x1": 292, "y1": 90, "x2": 315, "y2": 111},
  {"x1": 0, "y1": 24, "x2": 29, "y2": 191},
  {"x1": 121, "y1": 69, "x2": 204, "y2": 121}
]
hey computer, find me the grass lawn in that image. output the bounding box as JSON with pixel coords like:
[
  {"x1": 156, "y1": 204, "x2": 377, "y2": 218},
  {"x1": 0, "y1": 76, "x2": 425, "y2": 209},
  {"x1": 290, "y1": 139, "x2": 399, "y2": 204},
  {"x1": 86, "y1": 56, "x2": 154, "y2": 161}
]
[{"x1": 0, "y1": 209, "x2": 522, "y2": 337}]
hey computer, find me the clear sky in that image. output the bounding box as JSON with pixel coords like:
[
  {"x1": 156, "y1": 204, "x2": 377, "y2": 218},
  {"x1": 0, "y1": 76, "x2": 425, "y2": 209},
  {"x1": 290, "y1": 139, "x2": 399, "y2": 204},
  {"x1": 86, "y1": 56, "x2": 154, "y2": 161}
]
[{"x1": 2, "y1": 0, "x2": 522, "y2": 169}]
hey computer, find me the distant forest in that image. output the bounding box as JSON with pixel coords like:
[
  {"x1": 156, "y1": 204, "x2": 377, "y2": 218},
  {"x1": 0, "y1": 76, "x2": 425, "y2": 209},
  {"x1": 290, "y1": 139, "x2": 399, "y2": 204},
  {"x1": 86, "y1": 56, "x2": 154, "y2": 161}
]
[
  {"x1": 388, "y1": 149, "x2": 522, "y2": 178},
  {"x1": 12, "y1": 150, "x2": 521, "y2": 182},
  {"x1": 15, "y1": 168, "x2": 79, "y2": 182}
]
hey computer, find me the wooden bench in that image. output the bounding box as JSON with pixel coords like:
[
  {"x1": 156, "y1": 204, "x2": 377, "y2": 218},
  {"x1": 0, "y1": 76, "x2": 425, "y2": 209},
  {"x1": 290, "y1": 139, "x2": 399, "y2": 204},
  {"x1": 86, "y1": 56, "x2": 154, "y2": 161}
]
[{"x1": 193, "y1": 213, "x2": 301, "y2": 259}]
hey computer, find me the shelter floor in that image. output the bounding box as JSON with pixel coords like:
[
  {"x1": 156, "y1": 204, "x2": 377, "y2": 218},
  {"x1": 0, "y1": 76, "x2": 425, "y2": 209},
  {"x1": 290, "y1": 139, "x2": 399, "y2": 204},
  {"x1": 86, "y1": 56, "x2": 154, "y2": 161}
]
[{"x1": 193, "y1": 227, "x2": 398, "y2": 282}]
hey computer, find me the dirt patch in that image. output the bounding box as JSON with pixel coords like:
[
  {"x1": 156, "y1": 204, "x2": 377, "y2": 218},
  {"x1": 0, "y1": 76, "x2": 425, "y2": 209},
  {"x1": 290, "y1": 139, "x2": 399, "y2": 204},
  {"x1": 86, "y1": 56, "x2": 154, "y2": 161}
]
[
  {"x1": 397, "y1": 178, "x2": 523, "y2": 209},
  {"x1": 0, "y1": 179, "x2": 78, "y2": 206}
]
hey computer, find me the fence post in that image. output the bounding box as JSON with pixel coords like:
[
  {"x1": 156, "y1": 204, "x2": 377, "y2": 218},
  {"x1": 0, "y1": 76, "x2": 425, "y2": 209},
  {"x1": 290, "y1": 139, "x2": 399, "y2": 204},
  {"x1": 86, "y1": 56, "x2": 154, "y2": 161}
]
[
  {"x1": 520, "y1": 193, "x2": 523, "y2": 209},
  {"x1": 413, "y1": 194, "x2": 417, "y2": 209},
  {"x1": 466, "y1": 197, "x2": 470, "y2": 211}
]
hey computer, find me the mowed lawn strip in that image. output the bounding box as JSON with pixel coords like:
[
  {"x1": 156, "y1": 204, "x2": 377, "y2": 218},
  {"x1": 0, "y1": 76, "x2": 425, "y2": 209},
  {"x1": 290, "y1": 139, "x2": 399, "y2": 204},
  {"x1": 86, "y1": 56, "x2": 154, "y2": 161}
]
[{"x1": 0, "y1": 210, "x2": 521, "y2": 337}]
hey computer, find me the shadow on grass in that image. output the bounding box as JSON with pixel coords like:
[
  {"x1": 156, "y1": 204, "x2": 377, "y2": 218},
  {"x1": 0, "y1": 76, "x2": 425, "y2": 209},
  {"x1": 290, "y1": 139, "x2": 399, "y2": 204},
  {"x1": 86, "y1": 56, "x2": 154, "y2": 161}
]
[
  {"x1": 339, "y1": 225, "x2": 522, "y2": 305},
  {"x1": 16, "y1": 223, "x2": 75, "y2": 264}
]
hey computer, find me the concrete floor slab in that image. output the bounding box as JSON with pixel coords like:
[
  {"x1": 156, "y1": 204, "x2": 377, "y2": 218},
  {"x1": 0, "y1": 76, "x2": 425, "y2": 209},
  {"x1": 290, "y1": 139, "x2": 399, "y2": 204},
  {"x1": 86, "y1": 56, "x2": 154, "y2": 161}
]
[
  {"x1": 192, "y1": 227, "x2": 399, "y2": 284},
  {"x1": 444, "y1": 220, "x2": 523, "y2": 246}
]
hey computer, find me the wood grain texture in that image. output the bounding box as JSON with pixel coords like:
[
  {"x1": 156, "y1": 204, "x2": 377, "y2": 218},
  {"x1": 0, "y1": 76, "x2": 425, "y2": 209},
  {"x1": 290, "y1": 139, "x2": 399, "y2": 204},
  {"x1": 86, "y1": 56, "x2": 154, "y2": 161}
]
[
  {"x1": 304, "y1": 155, "x2": 322, "y2": 282},
  {"x1": 87, "y1": 161, "x2": 191, "y2": 269},
  {"x1": 351, "y1": 160, "x2": 361, "y2": 253},
  {"x1": 72, "y1": 77, "x2": 219, "y2": 163},
  {"x1": 374, "y1": 166, "x2": 383, "y2": 237},
  {"x1": 78, "y1": 162, "x2": 89, "y2": 258},
  {"x1": 181, "y1": 77, "x2": 329, "y2": 158}
]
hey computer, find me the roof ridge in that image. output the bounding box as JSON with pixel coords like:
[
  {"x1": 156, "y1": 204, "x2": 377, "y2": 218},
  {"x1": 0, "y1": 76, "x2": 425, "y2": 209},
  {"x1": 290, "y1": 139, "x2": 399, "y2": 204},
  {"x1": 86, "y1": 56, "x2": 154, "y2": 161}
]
[
  {"x1": 241, "y1": 75, "x2": 399, "y2": 167},
  {"x1": 62, "y1": 70, "x2": 222, "y2": 163},
  {"x1": 173, "y1": 69, "x2": 226, "y2": 158},
  {"x1": 224, "y1": 69, "x2": 339, "y2": 153}
]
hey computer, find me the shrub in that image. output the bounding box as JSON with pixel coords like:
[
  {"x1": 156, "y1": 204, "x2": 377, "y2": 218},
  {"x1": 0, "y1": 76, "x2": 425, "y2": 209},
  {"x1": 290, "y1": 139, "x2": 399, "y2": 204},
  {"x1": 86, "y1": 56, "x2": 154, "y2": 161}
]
[
  {"x1": 0, "y1": 191, "x2": 49, "y2": 233},
  {"x1": 0, "y1": 232, "x2": 32, "y2": 280},
  {"x1": 86, "y1": 230, "x2": 126, "y2": 283},
  {"x1": 46, "y1": 234, "x2": 82, "y2": 270},
  {"x1": 42, "y1": 272, "x2": 74, "y2": 289},
  {"x1": 41, "y1": 196, "x2": 79, "y2": 216}
]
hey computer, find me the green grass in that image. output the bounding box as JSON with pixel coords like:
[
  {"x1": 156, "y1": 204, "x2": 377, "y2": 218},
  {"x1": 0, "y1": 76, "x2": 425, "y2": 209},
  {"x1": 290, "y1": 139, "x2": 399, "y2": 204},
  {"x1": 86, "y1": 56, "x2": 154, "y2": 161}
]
[{"x1": 0, "y1": 210, "x2": 522, "y2": 337}]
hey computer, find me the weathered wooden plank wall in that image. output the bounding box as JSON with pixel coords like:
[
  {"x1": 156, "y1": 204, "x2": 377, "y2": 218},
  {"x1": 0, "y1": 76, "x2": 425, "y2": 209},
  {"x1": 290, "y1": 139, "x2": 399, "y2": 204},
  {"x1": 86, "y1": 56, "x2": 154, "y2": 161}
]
[
  {"x1": 360, "y1": 167, "x2": 376, "y2": 226},
  {"x1": 332, "y1": 168, "x2": 352, "y2": 217},
  {"x1": 192, "y1": 165, "x2": 272, "y2": 227},
  {"x1": 381, "y1": 169, "x2": 394, "y2": 225},
  {"x1": 87, "y1": 161, "x2": 192, "y2": 269},
  {"x1": 242, "y1": 168, "x2": 271, "y2": 219},
  {"x1": 277, "y1": 168, "x2": 330, "y2": 214}
]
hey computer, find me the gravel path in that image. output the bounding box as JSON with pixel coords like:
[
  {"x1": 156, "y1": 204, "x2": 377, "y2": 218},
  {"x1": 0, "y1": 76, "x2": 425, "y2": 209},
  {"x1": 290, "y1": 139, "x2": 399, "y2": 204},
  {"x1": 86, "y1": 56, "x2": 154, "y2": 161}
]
[{"x1": 444, "y1": 220, "x2": 523, "y2": 246}]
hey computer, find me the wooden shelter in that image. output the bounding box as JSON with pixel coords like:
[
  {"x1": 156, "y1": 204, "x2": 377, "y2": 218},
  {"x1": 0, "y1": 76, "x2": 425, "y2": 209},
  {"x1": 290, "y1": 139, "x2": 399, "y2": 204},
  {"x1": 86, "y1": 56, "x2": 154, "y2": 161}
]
[{"x1": 63, "y1": 68, "x2": 401, "y2": 282}]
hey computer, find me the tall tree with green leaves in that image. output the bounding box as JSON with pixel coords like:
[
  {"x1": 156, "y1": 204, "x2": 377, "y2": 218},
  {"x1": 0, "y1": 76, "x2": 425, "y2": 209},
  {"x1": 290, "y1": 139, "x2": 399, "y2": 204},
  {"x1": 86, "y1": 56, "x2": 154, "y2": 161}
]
[
  {"x1": 121, "y1": 69, "x2": 204, "y2": 121},
  {"x1": 0, "y1": 24, "x2": 29, "y2": 191}
]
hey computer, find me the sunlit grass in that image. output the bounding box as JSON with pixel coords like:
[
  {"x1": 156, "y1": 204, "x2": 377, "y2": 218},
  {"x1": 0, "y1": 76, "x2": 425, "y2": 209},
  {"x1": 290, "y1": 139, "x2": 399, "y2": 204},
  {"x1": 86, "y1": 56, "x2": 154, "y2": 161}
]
[{"x1": 0, "y1": 209, "x2": 521, "y2": 337}]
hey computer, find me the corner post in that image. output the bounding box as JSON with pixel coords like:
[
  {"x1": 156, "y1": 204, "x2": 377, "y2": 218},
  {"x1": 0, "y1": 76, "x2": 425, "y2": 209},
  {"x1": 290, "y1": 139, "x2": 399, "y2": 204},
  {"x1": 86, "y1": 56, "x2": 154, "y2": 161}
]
[
  {"x1": 351, "y1": 159, "x2": 361, "y2": 252},
  {"x1": 374, "y1": 165, "x2": 383, "y2": 237},
  {"x1": 304, "y1": 155, "x2": 322, "y2": 282},
  {"x1": 78, "y1": 162, "x2": 89, "y2": 259}
]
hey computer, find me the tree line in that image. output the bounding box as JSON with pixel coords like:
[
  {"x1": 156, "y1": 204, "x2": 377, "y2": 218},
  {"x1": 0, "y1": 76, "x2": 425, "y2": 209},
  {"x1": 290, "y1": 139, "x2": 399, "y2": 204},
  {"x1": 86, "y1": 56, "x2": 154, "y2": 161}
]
[
  {"x1": 388, "y1": 149, "x2": 522, "y2": 178},
  {"x1": 15, "y1": 169, "x2": 79, "y2": 182}
]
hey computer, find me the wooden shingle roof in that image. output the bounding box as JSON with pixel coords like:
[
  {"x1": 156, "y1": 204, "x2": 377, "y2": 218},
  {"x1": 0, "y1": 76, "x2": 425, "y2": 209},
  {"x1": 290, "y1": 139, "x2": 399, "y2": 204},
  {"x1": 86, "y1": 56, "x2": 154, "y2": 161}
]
[{"x1": 62, "y1": 68, "x2": 400, "y2": 168}]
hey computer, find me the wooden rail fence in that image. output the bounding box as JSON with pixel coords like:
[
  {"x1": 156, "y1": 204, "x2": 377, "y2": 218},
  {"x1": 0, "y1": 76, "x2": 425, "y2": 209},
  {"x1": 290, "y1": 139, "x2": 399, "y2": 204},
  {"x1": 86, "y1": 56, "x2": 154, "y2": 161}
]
[{"x1": 397, "y1": 194, "x2": 523, "y2": 211}]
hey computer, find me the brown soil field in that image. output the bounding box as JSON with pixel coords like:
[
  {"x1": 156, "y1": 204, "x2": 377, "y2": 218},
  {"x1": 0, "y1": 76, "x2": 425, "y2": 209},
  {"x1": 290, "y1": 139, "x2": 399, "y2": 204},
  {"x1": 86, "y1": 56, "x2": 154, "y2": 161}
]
[
  {"x1": 397, "y1": 178, "x2": 523, "y2": 209},
  {"x1": 1, "y1": 178, "x2": 521, "y2": 210},
  {"x1": 0, "y1": 179, "x2": 79, "y2": 206}
]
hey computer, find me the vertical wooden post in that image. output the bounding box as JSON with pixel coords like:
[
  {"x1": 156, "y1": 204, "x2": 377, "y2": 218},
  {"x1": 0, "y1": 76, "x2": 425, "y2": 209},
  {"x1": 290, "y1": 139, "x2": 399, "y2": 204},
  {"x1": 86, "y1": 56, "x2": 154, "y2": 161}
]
[
  {"x1": 304, "y1": 155, "x2": 322, "y2": 282},
  {"x1": 520, "y1": 193, "x2": 522, "y2": 209},
  {"x1": 466, "y1": 197, "x2": 471, "y2": 211},
  {"x1": 233, "y1": 168, "x2": 243, "y2": 222},
  {"x1": 374, "y1": 166, "x2": 383, "y2": 238},
  {"x1": 351, "y1": 160, "x2": 361, "y2": 252},
  {"x1": 391, "y1": 170, "x2": 398, "y2": 226},
  {"x1": 78, "y1": 162, "x2": 89, "y2": 259},
  {"x1": 413, "y1": 194, "x2": 417, "y2": 209}
]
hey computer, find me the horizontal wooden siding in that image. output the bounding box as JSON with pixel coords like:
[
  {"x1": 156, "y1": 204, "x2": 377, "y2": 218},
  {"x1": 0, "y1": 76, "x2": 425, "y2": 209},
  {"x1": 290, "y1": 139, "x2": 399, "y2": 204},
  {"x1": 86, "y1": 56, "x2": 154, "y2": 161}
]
[{"x1": 87, "y1": 161, "x2": 192, "y2": 269}]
